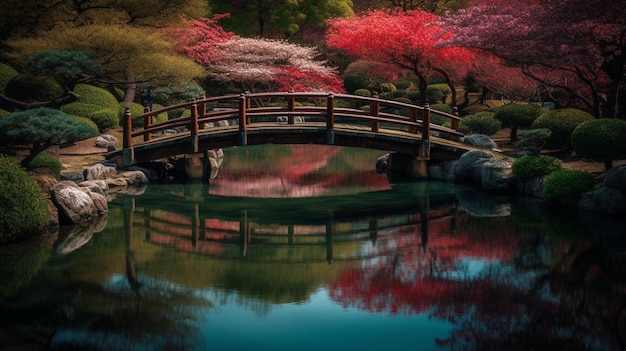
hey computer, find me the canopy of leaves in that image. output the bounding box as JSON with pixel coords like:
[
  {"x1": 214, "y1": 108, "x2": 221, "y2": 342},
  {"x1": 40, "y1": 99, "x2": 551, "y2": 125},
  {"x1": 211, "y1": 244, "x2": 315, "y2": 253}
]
[
  {"x1": 443, "y1": 0, "x2": 626, "y2": 117},
  {"x1": 326, "y1": 9, "x2": 473, "y2": 104}
]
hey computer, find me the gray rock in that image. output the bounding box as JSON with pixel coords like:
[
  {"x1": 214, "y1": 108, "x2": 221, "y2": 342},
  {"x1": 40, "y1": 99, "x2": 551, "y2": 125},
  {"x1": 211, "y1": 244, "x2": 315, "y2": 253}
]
[
  {"x1": 454, "y1": 150, "x2": 495, "y2": 184},
  {"x1": 579, "y1": 185, "x2": 626, "y2": 214},
  {"x1": 95, "y1": 134, "x2": 118, "y2": 148},
  {"x1": 603, "y1": 165, "x2": 626, "y2": 192},
  {"x1": 83, "y1": 163, "x2": 117, "y2": 181},
  {"x1": 78, "y1": 180, "x2": 108, "y2": 194},
  {"x1": 428, "y1": 160, "x2": 457, "y2": 181},
  {"x1": 481, "y1": 159, "x2": 513, "y2": 191},
  {"x1": 515, "y1": 176, "x2": 545, "y2": 198},
  {"x1": 60, "y1": 170, "x2": 84, "y2": 182},
  {"x1": 462, "y1": 134, "x2": 499, "y2": 149},
  {"x1": 51, "y1": 181, "x2": 108, "y2": 224},
  {"x1": 118, "y1": 170, "x2": 149, "y2": 185}
]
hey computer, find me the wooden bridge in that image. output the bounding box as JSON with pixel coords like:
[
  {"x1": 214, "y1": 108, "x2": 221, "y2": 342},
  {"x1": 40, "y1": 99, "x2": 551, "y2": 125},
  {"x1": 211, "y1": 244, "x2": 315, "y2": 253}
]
[{"x1": 106, "y1": 91, "x2": 472, "y2": 176}]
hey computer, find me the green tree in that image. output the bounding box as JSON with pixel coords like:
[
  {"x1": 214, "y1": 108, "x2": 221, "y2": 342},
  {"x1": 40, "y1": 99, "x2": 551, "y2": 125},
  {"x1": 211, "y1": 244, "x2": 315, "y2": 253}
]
[
  {"x1": 531, "y1": 108, "x2": 594, "y2": 150},
  {"x1": 493, "y1": 103, "x2": 545, "y2": 142},
  {"x1": 571, "y1": 118, "x2": 626, "y2": 171},
  {"x1": 0, "y1": 108, "x2": 97, "y2": 167},
  {"x1": 0, "y1": 157, "x2": 49, "y2": 244}
]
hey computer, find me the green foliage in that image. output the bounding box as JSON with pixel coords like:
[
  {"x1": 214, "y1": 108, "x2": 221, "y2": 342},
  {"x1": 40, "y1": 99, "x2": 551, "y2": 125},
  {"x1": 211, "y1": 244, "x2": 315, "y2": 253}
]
[
  {"x1": 494, "y1": 103, "x2": 545, "y2": 129},
  {"x1": 119, "y1": 102, "x2": 167, "y2": 129},
  {"x1": 354, "y1": 88, "x2": 371, "y2": 97},
  {"x1": 0, "y1": 157, "x2": 49, "y2": 244},
  {"x1": 515, "y1": 128, "x2": 552, "y2": 154},
  {"x1": 343, "y1": 75, "x2": 369, "y2": 94},
  {"x1": 429, "y1": 103, "x2": 453, "y2": 126},
  {"x1": 0, "y1": 63, "x2": 19, "y2": 94},
  {"x1": 0, "y1": 108, "x2": 97, "y2": 166},
  {"x1": 407, "y1": 89, "x2": 421, "y2": 102},
  {"x1": 459, "y1": 111, "x2": 501, "y2": 135},
  {"x1": 25, "y1": 152, "x2": 62, "y2": 179},
  {"x1": 0, "y1": 238, "x2": 50, "y2": 298},
  {"x1": 88, "y1": 108, "x2": 119, "y2": 130},
  {"x1": 74, "y1": 84, "x2": 118, "y2": 107},
  {"x1": 24, "y1": 50, "x2": 103, "y2": 81},
  {"x1": 394, "y1": 80, "x2": 412, "y2": 90},
  {"x1": 426, "y1": 84, "x2": 452, "y2": 103},
  {"x1": 531, "y1": 108, "x2": 595, "y2": 149},
  {"x1": 4, "y1": 74, "x2": 65, "y2": 102},
  {"x1": 543, "y1": 169, "x2": 594, "y2": 207},
  {"x1": 73, "y1": 116, "x2": 99, "y2": 131},
  {"x1": 512, "y1": 155, "x2": 562, "y2": 179},
  {"x1": 571, "y1": 118, "x2": 626, "y2": 169},
  {"x1": 0, "y1": 108, "x2": 10, "y2": 115}
]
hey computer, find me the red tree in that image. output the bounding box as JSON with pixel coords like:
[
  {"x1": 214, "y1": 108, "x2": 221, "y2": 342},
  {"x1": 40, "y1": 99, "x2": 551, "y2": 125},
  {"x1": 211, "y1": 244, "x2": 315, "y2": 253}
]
[
  {"x1": 326, "y1": 9, "x2": 474, "y2": 106},
  {"x1": 443, "y1": 0, "x2": 626, "y2": 117}
]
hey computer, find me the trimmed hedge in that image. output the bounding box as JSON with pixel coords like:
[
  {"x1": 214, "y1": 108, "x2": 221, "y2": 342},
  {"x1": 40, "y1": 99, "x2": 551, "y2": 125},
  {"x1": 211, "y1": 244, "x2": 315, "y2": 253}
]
[
  {"x1": 0, "y1": 157, "x2": 49, "y2": 244},
  {"x1": 543, "y1": 169, "x2": 594, "y2": 207},
  {"x1": 459, "y1": 111, "x2": 501, "y2": 135},
  {"x1": 531, "y1": 108, "x2": 594, "y2": 149},
  {"x1": 4, "y1": 74, "x2": 65, "y2": 102},
  {"x1": 512, "y1": 155, "x2": 562, "y2": 179},
  {"x1": 494, "y1": 103, "x2": 545, "y2": 141},
  {"x1": 73, "y1": 84, "x2": 118, "y2": 107},
  {"x1": 25, "y1": 152, "x2": 63, "y2": 179},
  {"x1": 571, "y1": 118, "x2": 626, "y2": 169},
  {"x1": 0, "y1": 63, "x2": 19, "y2": 94}
]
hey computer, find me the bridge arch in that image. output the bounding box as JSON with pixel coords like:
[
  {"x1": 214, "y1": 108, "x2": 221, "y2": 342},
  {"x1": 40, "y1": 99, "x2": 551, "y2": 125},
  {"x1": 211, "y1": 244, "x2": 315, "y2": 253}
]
[{"x1": 106, "y1": 92, "x2": 473, "y2": 177}]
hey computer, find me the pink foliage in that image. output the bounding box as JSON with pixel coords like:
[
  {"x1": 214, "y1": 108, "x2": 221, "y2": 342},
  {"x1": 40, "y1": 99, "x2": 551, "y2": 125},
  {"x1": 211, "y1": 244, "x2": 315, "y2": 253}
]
[{"x1": 169, "y1": 14, "x2": 235, "y2": 64}]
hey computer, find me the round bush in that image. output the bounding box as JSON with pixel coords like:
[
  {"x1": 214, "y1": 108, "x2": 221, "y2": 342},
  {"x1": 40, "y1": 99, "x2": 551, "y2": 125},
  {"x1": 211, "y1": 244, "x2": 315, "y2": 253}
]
[
  {"x1": 343, "y1": 75, "x2": 369, "y2": 94},
  {"x1": 531, "y1": 108, "x2": 595, "y2": 149},
  {"x1": 571, "y1": 118, "x2": 626, "y2": 169},
  {"x1": 0, "y1": 63, "x2": 19, "y2": 94},
  {"x1": 89, "y1": 108, "x2": 119, "y2": 130},
  {"x1": 394, "y1": 80, "x2": 412, "y2": 90},
  {"x1": 0, "y1": 157, "x2": 49, "y2": 244},
  {"x1": 61, "y1": 102, "x2": 99, "y2": 117},
  {"x1": 5, "y1": 74, "x2": 65, "y2": 102},
  {"x1": 459, "y1": 111, "x2": 501, "y2": 135},
  {"x1": 494, "y1": 103, "x2": 545, "y2": 141},
  {"x1": 426, "y1": 84, "x2": 452, "y2": 104},
  {"x1": 354, "y1": 88, "x2": 371, "y2": 98},
  {"x1": 512, "y1": 155, "x2": 562, "y2": 179},
  {"x1": 543, "y1": 169, "x2": 594, "y2": 207},
  {"x1": 74, "y1": 83, "x2": 118, "y2": 107},
  {"x1": 73, "y1": 116, "x2": 99, "y2": 131},
  {"x1": 407, "y1": 89, "x2": 421, "y2": 102},
  {"x1": 25, "y1": 152, "x2": 63, "y2": 179}
]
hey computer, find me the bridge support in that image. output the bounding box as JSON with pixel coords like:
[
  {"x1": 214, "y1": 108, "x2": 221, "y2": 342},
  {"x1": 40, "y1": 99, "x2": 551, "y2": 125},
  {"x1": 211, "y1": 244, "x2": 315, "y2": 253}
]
[{"x1": 386, "y1": 152, "x2": 429, "y2": 179}]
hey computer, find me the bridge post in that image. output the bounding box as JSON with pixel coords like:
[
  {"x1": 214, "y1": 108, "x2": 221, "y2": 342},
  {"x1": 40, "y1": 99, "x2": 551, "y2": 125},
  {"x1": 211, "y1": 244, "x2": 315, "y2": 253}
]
[
  {"x1": 143, "y1": 106, "x2": 151, "y2": 142},
  {"x1": 190, "y1": 99, "x2": 199, "y2": 153},
  {"x1": 422, "y1": 103, "x2": 431, "y2": 142},
  {"x1": 198, "y1": 95, "x2": 206, "y2": 130},
  {"x1": 239, "y1": 93, "x2": 247, "y2": 145},
  {"x1": 370, "y1": 93, "x2": 380, "y2": 132},
  {"x1": 122, "y1": 107, "x2": 134, "y2": 166},
  {"x1": 326, "y1": 93, "x2": 335, "y2": 144},
  {"x1": 287, "y1": 90, "x2": 295, "y2": 124},
  {"x1": 409, "y1": 107, "x2": 418, "y2": 134},
  {"x1": 451, "y1": 107, "x2": 460, "y2": 141}
]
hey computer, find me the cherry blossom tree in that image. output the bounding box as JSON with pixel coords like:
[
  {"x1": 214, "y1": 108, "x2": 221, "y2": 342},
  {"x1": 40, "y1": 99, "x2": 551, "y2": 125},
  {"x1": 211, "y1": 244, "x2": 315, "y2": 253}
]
[
  {"x1": 326, "y1": 9, "x2": 474, "y2": 106},
  {"x1": 171, "y1": 17, "x2": 344, "y2": 93},
  {"x1": 443, "y1": 0, "x2": 626, "y2": 117}
]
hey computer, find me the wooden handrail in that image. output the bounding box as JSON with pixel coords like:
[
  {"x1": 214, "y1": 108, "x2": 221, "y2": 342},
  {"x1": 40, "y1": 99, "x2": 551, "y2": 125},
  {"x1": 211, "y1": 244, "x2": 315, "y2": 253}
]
[{"x1": 120, "y1": 91, "x2": 464, "y2": 157}]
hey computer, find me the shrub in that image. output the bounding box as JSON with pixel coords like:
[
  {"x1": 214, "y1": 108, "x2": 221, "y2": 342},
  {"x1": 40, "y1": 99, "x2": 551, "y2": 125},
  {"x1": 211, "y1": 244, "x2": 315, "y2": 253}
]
[
  {"x1": 354, "y1": 88, "x2": 371, "y2": 98},
  {"x1": 0, "y1": 63, "x2": 19, "y2": 94},
  {"x1": 531, "y1": 108, "x2": 594, "y2": 149},
  {"x1": 515, "y1": 128, "x2": 552, "y2": 154},
  {"x1": 407, "y1": 89, "x2": 421, "y2": 102},
  {"x1": 543, "y1": 169, "x2": 594, "y2": 207},
  {"x1": 394, "y1": 80, "x2": 412, "y2": 90},
  {"x1": 512, "y1": 155, "x2": 562, "y2": 179},
  {"x1": 571, "y1": 118, "x2": 626, "y2": 170},
  {"x1": 494, "y1": 103, "x2": 545, "y2": 142},
  {"x1": 89, "y1": 108, "x2": 119, "y2": 130},
  {"x1": 459, "y1": 111, "x2": 501, "y2": 135},
  {"x1": 25, "y1": 152, "x2": 63, "y2": 179},
  {"x1": 73, "y1": 116, "x2": 99, "y2": 131},
  {"x1": 74, "y1": 84, "x2": 118, "y2": 107},
  {"x1": 426, "y1": 84, "x2": 452, "y2": 104},
  {"x1": 4, "y1": 74, "x2": 65, "y2": 102},
  {"x1": 343, "y1": 75, "x2": 369, "y2": 94},
  {"x1": 0, "y1": 157, "x2": 49, "y2": 244}
]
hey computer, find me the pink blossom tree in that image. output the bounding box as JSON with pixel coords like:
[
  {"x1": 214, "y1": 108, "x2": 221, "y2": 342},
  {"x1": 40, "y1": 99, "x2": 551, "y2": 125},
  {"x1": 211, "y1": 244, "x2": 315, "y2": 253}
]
[
  {"x1": 171, "y1": 17, "x2": 344, "y2": 93},
  {"x1": 443, "y1": 0, "x2": 626, "y2": 117}
]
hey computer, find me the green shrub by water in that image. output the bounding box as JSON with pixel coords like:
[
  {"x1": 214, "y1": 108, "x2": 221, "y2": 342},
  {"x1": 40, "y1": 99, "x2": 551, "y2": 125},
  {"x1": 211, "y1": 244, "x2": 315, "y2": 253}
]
[
  {"x1": 512, "y1": 155, "x2": 562, "y2": 179},
  {"x1": 26, "y1": 152, "x2": 62, "y2": 179},
  {"x1": 531, "y1": 108, "x2": 594, "y2": 149},
  {"x1": 0, "y1": 157, "x2": 49, "y2": 244},
  {"x1": 543, "y1": 169, "x2": 594, "y2": 207}
]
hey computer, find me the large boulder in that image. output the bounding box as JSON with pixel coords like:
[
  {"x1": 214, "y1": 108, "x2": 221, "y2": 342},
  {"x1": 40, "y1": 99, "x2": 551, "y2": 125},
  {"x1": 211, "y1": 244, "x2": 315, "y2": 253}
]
[
  {"x1": 454, "y1": 150, "x2": 495, "y2": 184},
  {"x1": 481, "y1": 159, "x2": 514, "y2": 191},
  {"x1": 428, "y1": 160, "x2": 457, "y2": 181},
  {"x1": 51, "y1": 181, "x2": 108, "y2": 224},
  {"x1": 462, "y1": 134, "x2": 499, "y2": 149},
  {"x1": 83, "y1": 163, "x2": 117, "y2": 181},
  {"x1": 579, "y1": 165, "x2": 626, "y2": 214}
]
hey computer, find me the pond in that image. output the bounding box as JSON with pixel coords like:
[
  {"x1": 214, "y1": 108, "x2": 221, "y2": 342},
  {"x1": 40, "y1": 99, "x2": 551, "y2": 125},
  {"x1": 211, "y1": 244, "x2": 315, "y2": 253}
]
[{"x1": 1, "y1": 145, "x2": 625, "y2": 351}]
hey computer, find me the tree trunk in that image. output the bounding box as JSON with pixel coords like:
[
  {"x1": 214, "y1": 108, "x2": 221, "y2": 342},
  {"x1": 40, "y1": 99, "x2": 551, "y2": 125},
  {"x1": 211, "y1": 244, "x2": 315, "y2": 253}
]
[{"x1": 433, "y1": 67, "x2": 457, "y2": 107}]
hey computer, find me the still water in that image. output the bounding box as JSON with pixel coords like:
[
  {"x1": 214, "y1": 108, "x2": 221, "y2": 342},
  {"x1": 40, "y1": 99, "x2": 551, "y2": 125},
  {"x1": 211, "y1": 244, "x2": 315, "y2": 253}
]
[{"x1": 1, "y1": 145, "x2": 625, "y2": 351}]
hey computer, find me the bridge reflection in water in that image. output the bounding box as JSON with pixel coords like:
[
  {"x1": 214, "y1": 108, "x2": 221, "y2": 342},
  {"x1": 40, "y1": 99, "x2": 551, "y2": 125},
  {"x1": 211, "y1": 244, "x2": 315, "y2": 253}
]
[{"x1": 119, "y1": 182, "x2": 464, "y2": 264}]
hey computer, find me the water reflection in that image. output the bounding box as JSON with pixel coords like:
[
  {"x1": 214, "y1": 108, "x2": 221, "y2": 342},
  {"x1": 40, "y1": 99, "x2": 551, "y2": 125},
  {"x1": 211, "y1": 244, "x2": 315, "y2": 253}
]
[{"x1": 1, "y1": 145, "x2": 625, "y2": 350}]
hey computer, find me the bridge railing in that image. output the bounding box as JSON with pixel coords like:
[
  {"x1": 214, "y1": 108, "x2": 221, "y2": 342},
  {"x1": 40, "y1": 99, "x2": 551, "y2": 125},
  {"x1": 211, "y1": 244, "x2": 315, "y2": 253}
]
[{"x1": 122, "y1": 91, "x2": 463, "y2": 150}]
